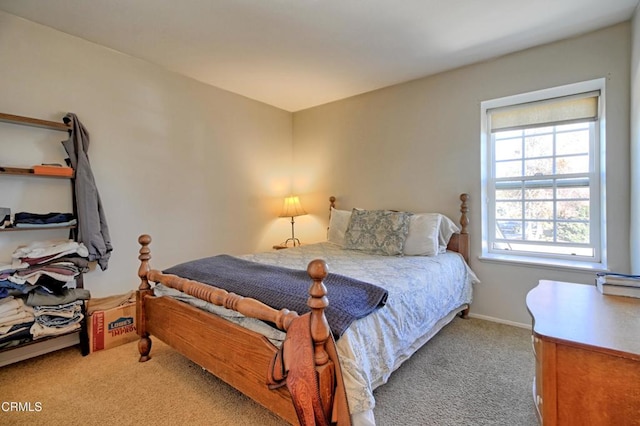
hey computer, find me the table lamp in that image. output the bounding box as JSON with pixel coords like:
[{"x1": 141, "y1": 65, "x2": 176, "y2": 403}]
[{"x1": 279, "y1": 195, "x2": 307, "y2": 247}]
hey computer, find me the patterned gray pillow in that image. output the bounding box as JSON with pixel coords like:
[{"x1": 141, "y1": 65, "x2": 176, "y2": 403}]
[{"x1": 344, "y1": 209, "x2": 411, "y2": 255}]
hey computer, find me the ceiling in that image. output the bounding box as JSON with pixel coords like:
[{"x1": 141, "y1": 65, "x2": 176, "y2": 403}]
[{"x1": 1, "y1": 0, "x2": 638, "y2": 112}]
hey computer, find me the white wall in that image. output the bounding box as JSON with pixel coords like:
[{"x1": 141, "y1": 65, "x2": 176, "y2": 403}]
[
  {"x1": 1, "y1": 11, "x2": 632, "y2": 325},
  {"x1": 293, "y1": 23, "x2": 631, "y2": 326},
  {"x1": 0, "y1": 11, "x2": 293, "y2": 298},
  {"x1": 631, "y1": 6, "x2": 640, "y2": 274}
]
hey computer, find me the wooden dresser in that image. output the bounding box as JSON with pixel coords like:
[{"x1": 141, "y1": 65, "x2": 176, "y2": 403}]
[{"x1": 526, "y1": 280, "x2": 640, "y2": 425}]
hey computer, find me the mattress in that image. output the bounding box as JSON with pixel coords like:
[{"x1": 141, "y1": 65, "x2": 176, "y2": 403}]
[{"x1": 153, "y1": 242, "x2": 478, "y2": 423}]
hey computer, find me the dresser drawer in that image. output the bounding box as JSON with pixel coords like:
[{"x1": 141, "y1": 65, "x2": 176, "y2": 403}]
[
  {"x1": 532, "y1": 335, "x2": 543, "y2": 422},
  {"x1": 532, "y1": 376, "x2": 542, "y2": 424},
  {"x1": 532, "y1": 334, "x2": 542, "y2": 358}
]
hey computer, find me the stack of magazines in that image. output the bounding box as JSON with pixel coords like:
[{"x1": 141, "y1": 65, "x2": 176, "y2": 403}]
[{"x1": 596, "y1": 273, "x2": 640, "y2": 298}]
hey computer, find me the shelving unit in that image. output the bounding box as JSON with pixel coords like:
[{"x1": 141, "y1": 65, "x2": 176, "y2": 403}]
[{"x1": 0, "y1": 112, "x2": 88, "y2": 367}]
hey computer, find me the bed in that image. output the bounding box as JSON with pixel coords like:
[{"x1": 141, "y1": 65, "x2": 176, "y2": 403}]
[{"x1": 136, "y1": 194, "x2": 477, "y2": 425}]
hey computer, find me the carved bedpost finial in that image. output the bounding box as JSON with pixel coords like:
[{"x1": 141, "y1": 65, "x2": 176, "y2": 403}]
[
  {"x1": 138, "y1": 234, "x2": 152, "y2": 291},
  {"x1": 307, "y1": 259, "x2": 331, "y2": 366},
  {"x1": 459, "y1": 193, "x2": 469, "y2": 235},
  {"x1": 328, "y1": 196, "x2": 337, "y2": 235}
]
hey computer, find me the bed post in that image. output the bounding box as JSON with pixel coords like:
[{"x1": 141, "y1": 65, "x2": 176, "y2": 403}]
[
  {"x1": 137, "y1": 234, "x2": 153, "y2": 362},
  {"x1": 458, "y1": 194, "x2": 471, "y2": 319},
  {"x1": 459, "y1": 193, "x2": 469, "y2": 234},
  {"x1": 328, "y1": 196, "x2": 336, "y2": 236},
  {"x1": 458, "y1": 193, "x2": 470, "y2": 261},
  {"x1": 443, "y1": 194, "x2": 471, "y2": 318},
  {"x1": 447, "y1": 193, "x2": 470, "y2": 263},
  {"x1": 307, "y1": 259, "x2": 345, "y2": 422},
  {"x1": 307, "y1": 259, "x2": 331, "y2": 367}
]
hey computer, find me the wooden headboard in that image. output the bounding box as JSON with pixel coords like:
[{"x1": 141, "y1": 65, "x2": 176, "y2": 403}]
[{"x1": 328, "y1": 193, "x2": 470, "y2": 263}]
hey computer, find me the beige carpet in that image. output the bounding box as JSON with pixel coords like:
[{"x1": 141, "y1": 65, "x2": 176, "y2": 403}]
[{"x1": 0, "y1": 317, "x2": 536, "y2": 425}]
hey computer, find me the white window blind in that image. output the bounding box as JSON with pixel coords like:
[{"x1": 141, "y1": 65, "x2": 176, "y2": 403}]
[{"x1": 489, "y1": 91, "x2": 599, "y2": 132}]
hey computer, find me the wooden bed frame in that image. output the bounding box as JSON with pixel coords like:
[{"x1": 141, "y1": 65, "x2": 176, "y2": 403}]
[{"x1": 136, "y1": 193, "x2": 470, "y2": 425}]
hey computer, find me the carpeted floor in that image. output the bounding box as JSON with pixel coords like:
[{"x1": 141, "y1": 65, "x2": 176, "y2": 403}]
[
  {"x1": 373, "y1": 317, "x2": 537, "y2": 426},
  {"x1": 0, "y1": 317, "x2": 537, "y2": 425}
]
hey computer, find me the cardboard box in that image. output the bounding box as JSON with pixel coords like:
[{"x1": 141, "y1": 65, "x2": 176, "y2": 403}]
[{"x1": 88, "y1": 302, "x2": 137, "y2": 353}]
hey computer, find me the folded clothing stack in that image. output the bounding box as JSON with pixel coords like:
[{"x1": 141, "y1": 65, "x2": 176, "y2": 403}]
[
  {"x1": 0, "y1": 297, "x2": 35, "y2": 348},
  {"x1": 30, "y1": 299, "x2": 86, "y2": 340},
  {"x1": 13, "y1": 212, "x2": 77, "y2": 228},
  {"x1": 0, "y1": 239, "x2": 91, "y2": 347}
]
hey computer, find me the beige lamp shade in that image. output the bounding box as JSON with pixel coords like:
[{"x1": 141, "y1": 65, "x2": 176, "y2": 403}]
[{"x1": 279, "y1": 196, "x2": 307, "y2": 218}]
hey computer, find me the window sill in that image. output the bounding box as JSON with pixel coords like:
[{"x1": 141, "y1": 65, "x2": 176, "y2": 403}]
[{"x1": 478, "y1": 253, "x2": 608, "y2": 273}]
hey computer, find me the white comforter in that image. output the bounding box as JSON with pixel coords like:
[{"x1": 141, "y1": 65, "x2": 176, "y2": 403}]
[{"x1": 154, "y1": 242, "x2": 478, "y2": 422}]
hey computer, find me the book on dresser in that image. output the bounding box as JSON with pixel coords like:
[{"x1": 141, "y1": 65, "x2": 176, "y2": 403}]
[{"x1": 596, "y1": 273, "x2": 640, "y2": 298}]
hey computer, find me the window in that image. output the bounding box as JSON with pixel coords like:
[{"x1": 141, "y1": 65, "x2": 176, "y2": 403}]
[{"x1": 481, "y1": 79, "x2": 606, "y2": 269}]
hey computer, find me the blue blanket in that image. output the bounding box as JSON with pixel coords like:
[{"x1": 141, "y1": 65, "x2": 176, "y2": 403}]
[{"x1": 163, "y1": 255, "x2": 388, "y2": 338}]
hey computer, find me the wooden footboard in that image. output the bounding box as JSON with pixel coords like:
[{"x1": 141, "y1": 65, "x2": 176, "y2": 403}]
[
  {"x1": 141, "y1": 291, "x2": 296, "y2": 416},
  {"x1": 136, "y1": 235, "x2": 350, "y2": 425}
]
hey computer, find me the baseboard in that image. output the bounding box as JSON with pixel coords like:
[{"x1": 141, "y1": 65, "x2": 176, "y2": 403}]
[{"x1": 467, "y1": 313, "x2": 530, "y2": 329}]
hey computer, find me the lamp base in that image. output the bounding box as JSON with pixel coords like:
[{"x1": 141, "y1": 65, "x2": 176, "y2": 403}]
[{"x1": 280, "y1": 237, "x2": 302, "y2": 247}]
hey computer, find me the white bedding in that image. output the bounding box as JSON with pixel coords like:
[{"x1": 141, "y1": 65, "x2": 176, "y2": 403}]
[{"x1": 153, "y1": 242, "x2": 478, "y2": 424}]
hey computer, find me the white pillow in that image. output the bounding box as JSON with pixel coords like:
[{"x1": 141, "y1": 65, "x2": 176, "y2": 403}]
[
  {"x1": 403, "y1": 213, "x2": 441, "y2": 256},
  {"x1": 403, "y1": 213, "x2": 461, "y2": 256},
  {"x1": 327, "y1": 208, "x2": 352, "y2": 246},
  {"x1": 438, "y1": 214, "x2": 461, "y2": 253}
]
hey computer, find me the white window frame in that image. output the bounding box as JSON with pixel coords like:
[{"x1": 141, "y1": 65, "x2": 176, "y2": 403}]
[{"x1": 480, "y1": 79, "x2": 607, "y2": 271}]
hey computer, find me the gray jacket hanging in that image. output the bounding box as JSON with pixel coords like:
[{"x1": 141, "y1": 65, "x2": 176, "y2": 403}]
[{"x1": 62, "y1": 113, "x2": 113, "y2": 270}]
